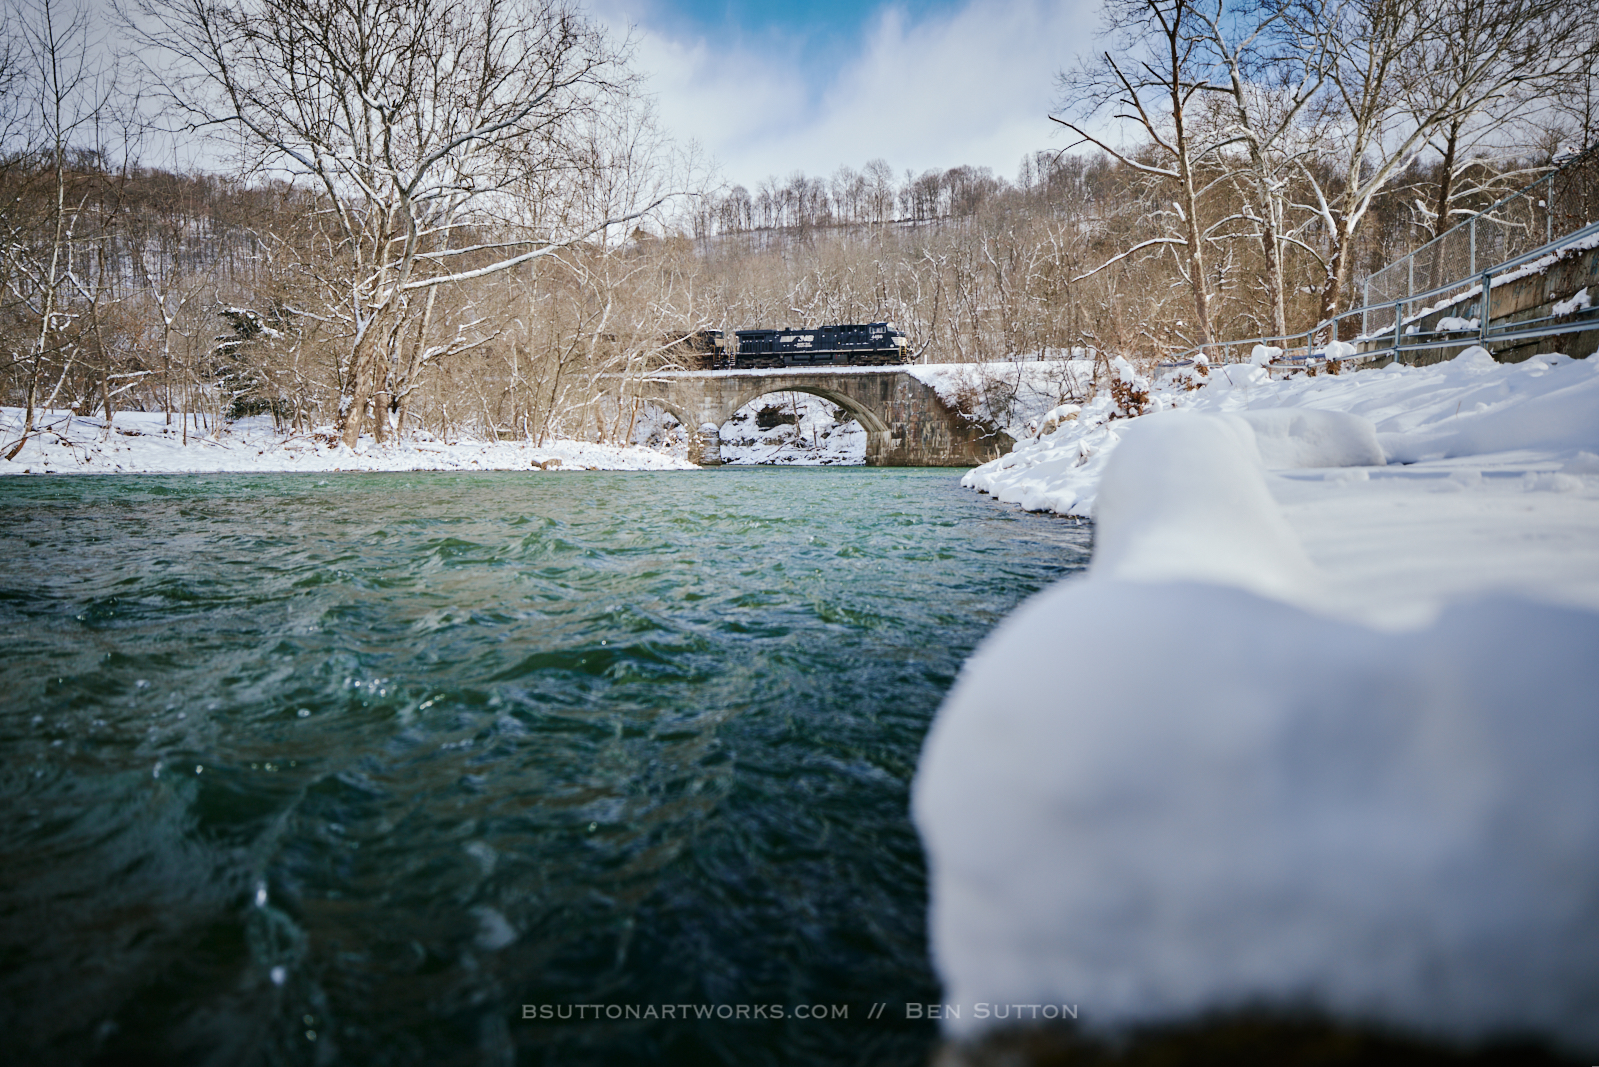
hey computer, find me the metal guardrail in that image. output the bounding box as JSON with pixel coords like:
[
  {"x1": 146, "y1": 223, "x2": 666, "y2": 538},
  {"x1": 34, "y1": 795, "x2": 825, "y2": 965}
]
[{"x1": 1161, "y1": 216, "x2": 1599, "y2": 375}]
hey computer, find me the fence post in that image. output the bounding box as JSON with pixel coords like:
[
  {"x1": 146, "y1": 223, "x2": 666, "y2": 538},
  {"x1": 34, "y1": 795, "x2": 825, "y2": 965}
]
[
  {"x1": 1469, "y1": 216, "x2": 1476, "y2": 276},
  {"x1": 1407, "y1": 253, "x2": 1414, "y2": 299},
  {"x1": 1478, "y1": 271, "x2": 1492, "y2": 347},
  {"x1": 1362, "y1": 278, "x2": 1370, "y2": 336},
  {"x1": 1393, "y1": 300, "x2": 1402, "y2": 363}
]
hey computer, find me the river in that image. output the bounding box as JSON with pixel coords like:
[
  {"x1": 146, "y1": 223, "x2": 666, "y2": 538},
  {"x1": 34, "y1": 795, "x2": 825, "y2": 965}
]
[{"x1": 0, "y1": 467, "x2": 1091, "y2": 1066}]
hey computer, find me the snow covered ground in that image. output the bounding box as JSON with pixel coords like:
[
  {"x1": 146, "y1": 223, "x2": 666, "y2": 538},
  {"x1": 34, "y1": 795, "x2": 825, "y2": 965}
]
[
  {"x1": 963, "y1": 349, "x2": 1599, "y2": 626},
  {"x1": 917, "y1": 348, "x2": 1599, "y2": 1054},
  {"x1": 0, "y1": 408, "x2": 699, "y2": 475},
  {"x1": 0, "y1": 360, "x2": 1092, "y2": 475}
]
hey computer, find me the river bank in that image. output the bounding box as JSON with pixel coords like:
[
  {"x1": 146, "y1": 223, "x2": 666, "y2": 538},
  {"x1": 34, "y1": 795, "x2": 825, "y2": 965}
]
[
  {"x1": 965, "y1": 347, "x2": 1599, "y2": 622},
  {"x1": 918, "y1": 348, "x2": 1599, "y2": 1059},
  {"x1": 0, "y1": 408, "x2": 699, "y2": 475},
  {"x1": 2, "y1": 360, "x2": 1092, "y2": 476}
]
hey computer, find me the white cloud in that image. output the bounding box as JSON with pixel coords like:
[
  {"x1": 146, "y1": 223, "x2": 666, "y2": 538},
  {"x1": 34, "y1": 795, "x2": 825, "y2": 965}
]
[{"x1": 608, "y1": 0, "x2": 1103, "y2": 189}]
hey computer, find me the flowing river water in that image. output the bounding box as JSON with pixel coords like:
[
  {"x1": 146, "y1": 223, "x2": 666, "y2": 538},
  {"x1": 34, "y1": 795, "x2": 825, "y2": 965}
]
[{"x1": 0, "y1": 467, "x2": 1091, "y2": 1066}]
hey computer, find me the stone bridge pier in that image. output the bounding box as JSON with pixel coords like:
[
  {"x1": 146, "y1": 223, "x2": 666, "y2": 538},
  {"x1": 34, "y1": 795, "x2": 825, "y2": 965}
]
[{"x1": 633, "y1": 368, "x2": 1013, "y2": 467}]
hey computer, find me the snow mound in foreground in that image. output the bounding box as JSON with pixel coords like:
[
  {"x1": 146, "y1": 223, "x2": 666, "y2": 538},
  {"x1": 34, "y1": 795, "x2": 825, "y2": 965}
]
[
  {"x1": 1092, "y1": 413, "x2": 1317, "y2": 601},
  {"x1": 920, "y1": 398, "x2": 1599, "y2": 1053},
  {"x1": 914, "y1": 580, "x2": 1599, "y2": 1051}
]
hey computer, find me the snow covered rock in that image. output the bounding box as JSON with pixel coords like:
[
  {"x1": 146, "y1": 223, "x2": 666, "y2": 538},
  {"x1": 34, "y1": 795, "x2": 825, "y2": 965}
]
[
  {"x1": 1037, "y1": 404, "x2": 1080, "y2": 437},
  {"x1": 1553, "y1": 287, "x2": 1591, "y2": 317}
]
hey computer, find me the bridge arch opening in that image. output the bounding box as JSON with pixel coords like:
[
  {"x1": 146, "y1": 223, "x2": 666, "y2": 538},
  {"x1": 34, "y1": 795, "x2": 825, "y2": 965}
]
[
  {"x1": 723, "y1": 384, "x2": 890, "y2": 435},
  {"x1": 717, "y1": 388, "x2": 871, "y2": 465},
  {"x1": 624, "y1": 399, "x2": 696, "y2": 459}
]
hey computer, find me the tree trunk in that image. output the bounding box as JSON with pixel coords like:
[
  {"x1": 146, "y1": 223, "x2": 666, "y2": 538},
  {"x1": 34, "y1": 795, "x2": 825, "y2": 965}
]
[
  {"x1": 1261, "y1": 219, "x2": 1286, "y2": 338},
  {"x1": 338, "y1": 328, "x2": 380, "y2": 448},
  {"x1": 1319, "y1": 215, "x2": 1358, "y2": 340},
  {"x1": 1432, "y1": 122, "x2": 1461, "y2": 239},
  {"x1": 1168, "y1": 7, "x2": 1213, "y2": 348},
  {"x1": 1248, "y1": 180, "x2": 1288, "y2": 338},
  {"x1": 1427, "y1": 121, "x2": 1462, "y2": 287}
]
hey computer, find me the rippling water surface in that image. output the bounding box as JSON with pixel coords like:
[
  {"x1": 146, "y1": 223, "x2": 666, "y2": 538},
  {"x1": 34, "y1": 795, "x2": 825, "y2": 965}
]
[{"x1": 0, "y1": 468, "x2": 1091, "y2": 1066}]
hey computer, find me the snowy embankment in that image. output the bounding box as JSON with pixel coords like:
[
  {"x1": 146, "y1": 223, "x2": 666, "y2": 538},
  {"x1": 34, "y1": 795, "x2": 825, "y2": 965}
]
[
  {"x1": 0, "y1": 409, "x2": 697, "y2": 475},
  {"x1": 916, "y1": 348, "x2": 1599, "y2": 1054},
  {"x1": 906, "y1": 360, "x2": 1095, "y2": 439}
]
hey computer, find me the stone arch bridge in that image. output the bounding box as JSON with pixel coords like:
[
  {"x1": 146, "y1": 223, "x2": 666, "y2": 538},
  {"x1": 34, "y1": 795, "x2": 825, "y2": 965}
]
[{"x1": 632, "y1": 368, "x2": 1013, "y2": 466}]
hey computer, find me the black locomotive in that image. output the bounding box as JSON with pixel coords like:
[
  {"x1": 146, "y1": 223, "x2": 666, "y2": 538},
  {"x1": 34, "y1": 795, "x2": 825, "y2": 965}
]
[{"x1": 703, "y1": 322, "x2": 910, "y2": 369}]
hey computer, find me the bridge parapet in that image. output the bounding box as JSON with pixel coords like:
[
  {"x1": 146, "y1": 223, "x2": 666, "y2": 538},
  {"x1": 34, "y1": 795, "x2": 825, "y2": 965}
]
[{"x1": 634, "y1": 368, "x2": 1012, "y2": 467}]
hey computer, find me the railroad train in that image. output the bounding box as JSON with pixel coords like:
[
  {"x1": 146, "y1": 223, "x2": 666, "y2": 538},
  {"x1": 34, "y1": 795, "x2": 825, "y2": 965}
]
[{"x1": 694, "y1": 322, "x2": 911, "y2": 369}]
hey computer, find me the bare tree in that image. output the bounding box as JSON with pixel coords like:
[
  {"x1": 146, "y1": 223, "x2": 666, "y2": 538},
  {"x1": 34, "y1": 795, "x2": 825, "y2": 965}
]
[
  {"x1": 129, "y1": 0, "x2": 669, "y2": 446},
  {"x1": 863, "y1": 158, "x2": 896, "y2": 224},
  {"x1": 1406, "y1": 0, "x2": 1584, "y2": 245},
  {"x1": 1292, "y1": 0, "x2": 1577, "y2": 332},
  {"x1": 1191, "y1": 0, "x2": 1327, "y2": 338},
  {"x1": 1055, "y1": 0, "x2": 1223, "y2": 347},
  {"x1": 1, "y1": 0, "x2": 114, "y2": 459}
]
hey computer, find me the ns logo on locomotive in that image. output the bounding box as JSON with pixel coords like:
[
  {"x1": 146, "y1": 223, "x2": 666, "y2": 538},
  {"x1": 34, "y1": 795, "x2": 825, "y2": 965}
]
[{"x1": 698, "y1": 322, "x2": 911, "y2": 370}]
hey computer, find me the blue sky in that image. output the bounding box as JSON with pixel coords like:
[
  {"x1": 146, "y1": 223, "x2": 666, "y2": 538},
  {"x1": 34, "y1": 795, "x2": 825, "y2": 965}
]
[
  {"x1": 641, "y1": 0, "x2": 966, "y2": 40},
  {"x1": 634, "y1": 0, "x2": 965, "y2": 103},
  {"x1": 593, "y1": 0, "x2": 1100, "y2": 189}
]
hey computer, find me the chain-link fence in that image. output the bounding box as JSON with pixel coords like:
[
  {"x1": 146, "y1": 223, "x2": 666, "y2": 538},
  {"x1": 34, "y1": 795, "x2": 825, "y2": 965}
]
[{"x1": 1360, "y1": 145, "x2": 1599, "y2": 336}]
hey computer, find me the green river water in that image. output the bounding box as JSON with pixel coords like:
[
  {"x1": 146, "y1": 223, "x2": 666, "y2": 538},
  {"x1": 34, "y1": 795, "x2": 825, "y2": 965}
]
[{"x1": 0, "y1": 467, "x2": 1091, "y2": 1066}]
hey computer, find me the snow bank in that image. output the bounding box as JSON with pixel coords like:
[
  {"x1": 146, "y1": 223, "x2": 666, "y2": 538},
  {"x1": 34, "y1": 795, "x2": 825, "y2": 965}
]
[
  {"x1": 959, "y1": 421, "x2": 1123, "y2": 517},
  {"x1": 915, "y1": 580, "x2": 1599, "y2": 1051},
  {"x1": 0, "y1": 408, "x2": 697, "y2": 475},
  {"x1": 1237, "y1": 408, "x2": 1385, "y2": 470},
  {"x1": 920, "y1": 344, "x2": 1599, "y2": 1053},
  {"x1": 967, "y1": 345, "x2": 1599, "y2": 517},
  {"x1": 1377, "y1": 351, "x2": 1599, "y2": 463}
]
